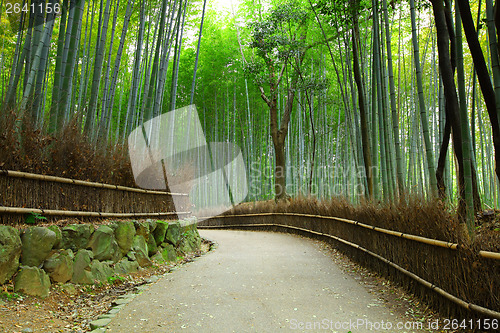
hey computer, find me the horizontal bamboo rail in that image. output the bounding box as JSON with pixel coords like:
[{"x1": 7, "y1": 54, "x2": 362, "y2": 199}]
[
  {"x1": 478, "y1": 250, "x2": 500, "y2": 260},
  {"x1": 203, "y1": 212, "x2": 499, "y2": 260},
  {"x1": 198, "y1": 222, "x2": 500, "y2": 320},
  {"x1": 0, "y1": 206, "x2": 191, "y2": 218},
  {"x1": 0, "y1": 169, "x2": 187, "y2": 196}
]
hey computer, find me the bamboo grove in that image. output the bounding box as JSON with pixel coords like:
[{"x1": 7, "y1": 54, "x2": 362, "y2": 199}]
[{"x1": 0, "y1": 0, "x2": 499, "y2": 235}]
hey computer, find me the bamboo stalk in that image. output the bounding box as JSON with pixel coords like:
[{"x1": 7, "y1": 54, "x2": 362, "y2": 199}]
[
  {"x1": 198, "y1": 222, "x2": 500, "y2": 320},
  {"x1": 202, "y1": 212, "x2": 497, "y2": 259},
  {"x1": 479, "y1": 250, "x2": 500, "y2": 260},
  {"x1": 0, "y1": 170, "x2": 187, "y2": 196},
  {"x1": 0, "y1": 206, "x2": 190, "y2": 218}
]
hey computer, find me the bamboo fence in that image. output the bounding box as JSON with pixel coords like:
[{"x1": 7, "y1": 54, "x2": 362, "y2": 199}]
[
  {"x1": 199, "y1": 213, "x2": 500, "y2": 322},
  {"x1": 0, "y1": 170, "x2": 189, "y2": 224},
  {"x1": 0, "y1": 170, "x2": 186, "y2": 195},
  {"x1": 201, "y1": 212, "x2": 499, "y2": 259},
  {"x1": 0, "y1": 206, "x2": 189, "y2": 218}
]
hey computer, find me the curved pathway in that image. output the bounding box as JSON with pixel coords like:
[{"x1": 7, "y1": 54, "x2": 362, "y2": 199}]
[{"x1": 106, "y1": 230, "x2": 412, "y2": 332}]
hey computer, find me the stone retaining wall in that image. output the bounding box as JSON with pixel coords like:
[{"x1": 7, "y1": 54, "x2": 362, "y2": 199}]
[{"x1": 0, "y1": 219, "x2": 201, "y2": 298}]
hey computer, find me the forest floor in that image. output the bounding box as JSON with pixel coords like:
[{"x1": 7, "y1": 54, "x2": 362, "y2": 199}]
[{"x1": 0, "y1": 241, "x2": 212, "y2": 333}]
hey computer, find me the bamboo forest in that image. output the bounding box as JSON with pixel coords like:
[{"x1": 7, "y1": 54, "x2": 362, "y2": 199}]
[
  {"x1": 2, "y1": 0, "x2": 500, "y2": 234},
  {"x1": 2, "y1": 0, "x2": 500, "y2": 329}
]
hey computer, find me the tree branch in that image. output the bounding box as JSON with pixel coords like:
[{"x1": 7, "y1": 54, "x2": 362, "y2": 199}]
[
  {"x1": 259, "y1": 86, "x2": 271, "y2": 107},
  {"x1": 276, "y1": 63, "x2": 287, "y2": 88}
]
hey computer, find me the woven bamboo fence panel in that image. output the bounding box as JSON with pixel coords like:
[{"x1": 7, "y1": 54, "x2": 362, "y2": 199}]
[
  {"x1": 199, "y1": 213, "x2": 500, "y2": 322},
  {"x1": 0, "y1": 170, "x2": 190, "y2": 225}
]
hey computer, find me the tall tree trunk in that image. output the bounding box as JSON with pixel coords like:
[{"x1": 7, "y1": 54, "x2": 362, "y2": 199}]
[
  {"x1": 153, "y1": 0, "x2": 177, "y2": 118},
  {"x1": 22, "y1": 5, "x2": 35, "y2": 92},
  {"x1": 97, "y1": 0, "x2": 121, "y2": 143},
  {"x1": 190, "y1": 0, "x2": 207, "y2": 104},
  {"x1": 411, "y1": 0, "x2": 438, "y2": 197},
  {"x1": 77, "y1": 0, "x2": 95, "y2": 118},
  {"x1": 487, "y1": 0, "x2": 500, "y2": 125},
  {"x1": 382, "y1": 0, "x2": 404, "y2": 199},
  {"x1": 106, "y1": 0, "x2": 135, "y2": 123},
  {"x1": 455, "y1": 2, "x2": 478, "y2": 231},
  {"x1": 457, "y1": 0, "x2": 500, "y2": 185},
  {"x1": 125, "y1": 0, "x2": 146, "y2": 139},
  {"x1": 58, "y1": 0, "x2": 84, "y2": 126},
  {"x1": 373, "y1": 0, "x2": 390, "y2": 200},
  {"x1": 436, "y1": 112, "x2": 451, "y2": 198},
  {"x1": 351, "y1": 3, "x2": 373, "y2": 200},
  {"x1": 436, "y1": 0, "x2": 457, "y2": 200},
  {"x1": 431, "y1": 0, "x2": 472, "y2": 233},
  {"x1": 48, "y1": 0, "x2": 69, "y2": 132},
  {"x1": 4, "y1": 4, "x2": 30, "y2": 112},
  {"x1": 2, "y1": 6, "x2": 25, "y2": 112},
  {"x1": 170, "y1": 0, "x2": 188, "y2": 112},
  {"x1": 259, "y1": 71, "x2": 299, "y2": 201},
  {"x1": 20, "y1": 10, "x2": 56, "y2": 113},
  {"x1": 32, "y1": 17, "x2": 53, "y2": 124},
  {"x1": 98, "y1": 0, "x2": 135, "y2": 144},
  {"x1": 84, "y1": 0, "x2": 111, "y2": 136},
  {"x1": 29, "y1": 0, "x2": 45, "y2": 121},
  {"x1": 144, "y1": 0, "x2": 169, "y2": 122}
]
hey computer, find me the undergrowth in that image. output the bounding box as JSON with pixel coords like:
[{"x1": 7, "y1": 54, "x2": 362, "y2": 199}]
[
  {"x1": 0, "y1": 111, "x2": 134, "y2": 186},
  {"x1": 227, "y1": 196, "x2": 500, "y2": 251}
]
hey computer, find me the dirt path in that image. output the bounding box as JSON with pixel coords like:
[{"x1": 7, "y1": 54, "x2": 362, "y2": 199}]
[{"x1": 105, "y1": 230, "x2": 422, "y2": 332}]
